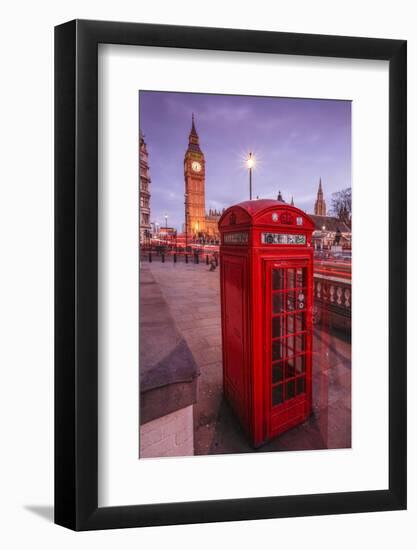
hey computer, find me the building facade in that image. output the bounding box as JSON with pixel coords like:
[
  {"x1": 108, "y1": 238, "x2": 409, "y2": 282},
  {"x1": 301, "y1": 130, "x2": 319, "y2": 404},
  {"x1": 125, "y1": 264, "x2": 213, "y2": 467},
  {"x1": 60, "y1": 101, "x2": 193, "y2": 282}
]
[
  {"x1": 288, "y1": 179, "x2": 351, "y2": 250},
  {"x1": 184, "y1": 115, "x2": 222, "y2": 241},
  {"x1": 205, "y1": 208, "x2": 224, "y2": 238},
  {"x1": 139, "y1": 130, "x2": 151, "y2": 245},
  {"x1": 310, "y1": 214, "x2": 351, "y2": 250}
]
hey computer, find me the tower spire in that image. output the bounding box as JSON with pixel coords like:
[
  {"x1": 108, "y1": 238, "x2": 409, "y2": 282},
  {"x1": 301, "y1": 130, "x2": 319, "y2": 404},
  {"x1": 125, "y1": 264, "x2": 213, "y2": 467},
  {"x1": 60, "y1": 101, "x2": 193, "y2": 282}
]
[
  {"x1": 190, "y1": 113, "x2": 198, "y2": 137},
  {"x1": 187, "y1": 113, "x2": 201, "y2": 152},
  {"x1": 314, "y1": 177, "x2": 327, "y2": 216}
]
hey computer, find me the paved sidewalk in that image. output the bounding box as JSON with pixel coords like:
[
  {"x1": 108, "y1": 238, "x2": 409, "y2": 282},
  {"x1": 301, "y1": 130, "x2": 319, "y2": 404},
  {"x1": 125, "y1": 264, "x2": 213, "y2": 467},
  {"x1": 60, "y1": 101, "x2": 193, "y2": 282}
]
[{"x1": 142, "y1": 260, "x2": 351, "y2": 454}]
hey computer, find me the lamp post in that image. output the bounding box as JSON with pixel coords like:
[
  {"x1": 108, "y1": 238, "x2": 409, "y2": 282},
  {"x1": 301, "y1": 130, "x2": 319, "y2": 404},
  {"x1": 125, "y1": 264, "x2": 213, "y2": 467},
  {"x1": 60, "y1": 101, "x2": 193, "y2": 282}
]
[{"x1": 246, "y1": 152, "x2": 255, "y2": 200}]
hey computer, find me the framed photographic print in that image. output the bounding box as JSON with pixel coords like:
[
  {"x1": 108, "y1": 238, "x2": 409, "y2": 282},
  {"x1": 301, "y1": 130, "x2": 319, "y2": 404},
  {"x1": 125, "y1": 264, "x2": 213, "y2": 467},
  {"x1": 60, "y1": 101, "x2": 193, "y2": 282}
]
[{"x1": 55, "y1": 20, "x2": 406, "y2": 530}]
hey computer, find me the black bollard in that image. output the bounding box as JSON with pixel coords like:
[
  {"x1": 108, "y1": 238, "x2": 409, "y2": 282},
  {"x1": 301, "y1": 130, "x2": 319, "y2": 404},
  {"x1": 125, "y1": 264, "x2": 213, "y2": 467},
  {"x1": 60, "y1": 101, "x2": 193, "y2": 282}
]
[
  {"x1": 174, "y1": 253, "x2": 177, "y2": 263},
  {"x1": 185, "y1": 254, "x2": 188, "y2": 264},
  {"x1": 206, "y1": 255, "x2": 209, "y2": 265},
  {"x1": 162, "y1": 254, "x2": 165, "y2": 263},
  {"x1": 148, "y1": 252, "x2": 152, "y2": 263}
]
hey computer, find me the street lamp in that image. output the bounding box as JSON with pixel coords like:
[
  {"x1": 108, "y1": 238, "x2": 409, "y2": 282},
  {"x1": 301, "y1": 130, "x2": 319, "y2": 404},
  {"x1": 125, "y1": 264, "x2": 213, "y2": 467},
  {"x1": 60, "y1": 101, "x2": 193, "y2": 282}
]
[{"x1": 246, "y1": 152, "x2": 255, "y2": 200}]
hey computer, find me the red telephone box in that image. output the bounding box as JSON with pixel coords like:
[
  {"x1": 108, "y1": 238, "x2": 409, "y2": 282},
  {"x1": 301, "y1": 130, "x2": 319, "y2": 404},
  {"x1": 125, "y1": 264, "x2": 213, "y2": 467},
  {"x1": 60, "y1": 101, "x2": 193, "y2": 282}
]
[{"x1": 219, "y1": 199, "x2": 315, "y2": 447}]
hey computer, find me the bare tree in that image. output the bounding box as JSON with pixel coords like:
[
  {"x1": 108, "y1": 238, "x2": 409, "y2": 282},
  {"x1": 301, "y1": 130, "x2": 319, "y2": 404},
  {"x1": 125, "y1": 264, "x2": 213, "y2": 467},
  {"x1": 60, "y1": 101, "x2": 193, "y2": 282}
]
[{"x1": 330, "y1": 187, "x2": 351, "y2": 228}]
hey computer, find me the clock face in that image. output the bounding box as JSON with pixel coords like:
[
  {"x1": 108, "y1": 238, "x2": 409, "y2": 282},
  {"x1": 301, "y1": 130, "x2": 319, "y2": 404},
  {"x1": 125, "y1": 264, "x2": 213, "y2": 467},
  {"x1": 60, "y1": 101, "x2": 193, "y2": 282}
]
[{"x1": 191, "y1": 161, "x2": 202, "y2": 172}]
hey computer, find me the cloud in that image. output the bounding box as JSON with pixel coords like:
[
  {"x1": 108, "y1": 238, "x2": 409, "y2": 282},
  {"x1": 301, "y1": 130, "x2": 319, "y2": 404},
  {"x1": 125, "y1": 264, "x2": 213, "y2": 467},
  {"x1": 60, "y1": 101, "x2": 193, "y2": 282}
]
[{"x1": 198, "y1": 105, "x2": 252, "y2": 124}]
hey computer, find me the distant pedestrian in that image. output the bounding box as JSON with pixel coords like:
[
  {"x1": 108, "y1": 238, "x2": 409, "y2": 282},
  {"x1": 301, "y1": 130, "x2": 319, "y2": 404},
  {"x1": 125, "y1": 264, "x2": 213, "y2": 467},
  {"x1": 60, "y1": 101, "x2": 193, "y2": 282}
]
[{"x1": 209, "y1": 255, "x2": 217, "y2": 271}]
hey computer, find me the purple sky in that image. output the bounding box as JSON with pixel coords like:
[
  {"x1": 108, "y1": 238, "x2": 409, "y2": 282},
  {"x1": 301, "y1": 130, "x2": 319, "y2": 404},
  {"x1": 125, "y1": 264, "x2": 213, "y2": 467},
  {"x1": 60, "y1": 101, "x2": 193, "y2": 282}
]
[{"x1": 139, "y1": 91, "x2": 351, "y2": 231}]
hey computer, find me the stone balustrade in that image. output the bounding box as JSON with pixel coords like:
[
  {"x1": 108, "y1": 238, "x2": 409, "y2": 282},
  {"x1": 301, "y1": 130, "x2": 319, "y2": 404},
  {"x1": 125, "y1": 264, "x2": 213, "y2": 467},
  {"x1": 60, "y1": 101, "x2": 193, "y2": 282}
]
[{"x1": 313, "y1": 272, "x2": 351, "y2": 334}]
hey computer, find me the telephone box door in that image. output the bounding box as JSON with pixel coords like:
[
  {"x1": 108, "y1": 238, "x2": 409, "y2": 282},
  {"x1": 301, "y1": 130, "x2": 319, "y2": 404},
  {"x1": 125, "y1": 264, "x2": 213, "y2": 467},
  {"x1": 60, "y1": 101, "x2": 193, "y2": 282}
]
[{"x1": 265, "y1": 259, "x2": 313, "y2": 440}]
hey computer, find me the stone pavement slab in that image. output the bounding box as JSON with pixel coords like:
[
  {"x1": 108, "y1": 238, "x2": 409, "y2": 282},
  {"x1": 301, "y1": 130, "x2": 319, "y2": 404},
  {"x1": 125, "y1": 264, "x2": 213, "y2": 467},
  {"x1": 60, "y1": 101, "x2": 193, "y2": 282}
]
[
  {"x1": 142, "y1": 260, "x2": 351, "y2": 455},
  {"x1": 139, "y1": 265, "x2": 199, "y2": 428}
]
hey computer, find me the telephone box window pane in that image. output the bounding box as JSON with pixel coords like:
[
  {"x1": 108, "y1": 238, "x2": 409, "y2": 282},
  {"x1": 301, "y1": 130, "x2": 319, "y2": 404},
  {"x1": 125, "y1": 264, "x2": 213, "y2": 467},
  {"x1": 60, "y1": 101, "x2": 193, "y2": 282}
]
[
  {"x1": 273, "y1": 293, "x2": 285, "y2": 313},
  {"x1": 286, "y1": 291, "x2": 295, "y2": 311},
  {"x1": 296, "y1": 313, "x2": 305, "y2": 332},
  {"x1": 287, "y1": 314, "x2": 295, "y2": 334},
  {"x1": 272, "y1": 269, "x2": 284, "y2": 290},
  {"x1": 296, "y1": 377, "x2": 306, "y2": 395},
  {"x1": 295, "y1": 354, "x2": 305, "y2": 374},
  {"x1": 272, "y1": 362, "x2": 284, "y2": 383},
  {"x1": 296, "y1": 334, "x2": 306, "y2": 353},
  {"x1": 285, "y1": 358, "x2": 295, "y2": 379},
  {"x1": 286, "y1": 380, "x2": 295, "y2": 400},
  {"x1": 296, "y1": 268, "x2": 306, "y2": 287},
  {"x1": 287, "y1": 269, "x2": 296, "y2": 289},
  {"x1": 272, "y1": 340, "x2": 285, "y2": 361},
  {"x1": 272, "y1": 316, "x2": 284, "y2": 339},
  {"x1": 272, "y1": 384, "x2": 283, "y2": 406},
  {"x1": 286, "y1": 334, "x2": 295, "y2": 354},
  {"x1": 283, "y1": 336, "x2": 295, "y2": 358}
]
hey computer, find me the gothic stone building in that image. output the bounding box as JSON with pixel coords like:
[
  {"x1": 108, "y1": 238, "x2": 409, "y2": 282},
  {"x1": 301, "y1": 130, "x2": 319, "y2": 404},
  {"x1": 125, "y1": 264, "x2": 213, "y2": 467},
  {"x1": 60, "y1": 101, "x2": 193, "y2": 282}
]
[
  {"x1": 139, "y1": 130, "x2": 151, "y2": 244},
  {"x1": 281, "y1": 179, "x2": 350, "y2": 249},
  {"x1": 184, "y1": 115, "x2": 222, "y2": 240},
  {"x1": 310, "y1": 178, "x2": 351, "y2": 250}
]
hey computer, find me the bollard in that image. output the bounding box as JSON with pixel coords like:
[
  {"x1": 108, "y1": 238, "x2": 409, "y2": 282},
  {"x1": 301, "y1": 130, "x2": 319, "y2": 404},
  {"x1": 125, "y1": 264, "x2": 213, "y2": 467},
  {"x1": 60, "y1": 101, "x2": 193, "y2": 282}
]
[
  {"x1": 174, "y1": 253, "x2": 177, "y2": 263},
  {"x1": 185, "y1": 254, "x2": 188, "y2": 264},
  {"x1": 162, "y1": 254, "x2": 165, "y2": 263},
  {"x1": 206, "y1": 255, "x2": 209, "y2": 265},
  {"x1": 215, "y1": 255, "x2": 218, "y2": 267},
  {"x1": 148, "y1": 252, "x2": 152, "y2": 263}
]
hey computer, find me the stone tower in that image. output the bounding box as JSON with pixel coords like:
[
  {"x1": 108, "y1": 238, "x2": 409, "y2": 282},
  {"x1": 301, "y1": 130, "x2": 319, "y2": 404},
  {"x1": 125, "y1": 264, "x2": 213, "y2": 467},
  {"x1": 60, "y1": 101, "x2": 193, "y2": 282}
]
[
  {"x1": 139, "y1": 130, "x2": 151, "y2": 244},
  {"x1": 184, "y1": 114, "x2": 206, "y2": 237},
  {"x1": 314, "y1": 177, "x2": 327, "y2": 216}
]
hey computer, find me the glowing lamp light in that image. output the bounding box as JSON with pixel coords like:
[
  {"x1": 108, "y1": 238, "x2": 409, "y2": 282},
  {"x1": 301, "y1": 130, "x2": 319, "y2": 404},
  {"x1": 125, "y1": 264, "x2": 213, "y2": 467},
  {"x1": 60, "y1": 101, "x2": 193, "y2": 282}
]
[
  {"x1": 245, "y1": 151, "x2": 256, "y2": 200},
  {"x1": 246, "y1": 152, "x2": 255, "y2": 169}
]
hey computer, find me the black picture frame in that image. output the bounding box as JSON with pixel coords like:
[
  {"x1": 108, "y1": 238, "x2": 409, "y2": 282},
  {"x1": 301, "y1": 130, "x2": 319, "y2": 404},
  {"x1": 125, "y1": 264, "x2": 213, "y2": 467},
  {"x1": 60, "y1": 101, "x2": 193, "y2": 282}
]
[{"x1": 55, "y1": 19, "x2": 407, "y2": 531}]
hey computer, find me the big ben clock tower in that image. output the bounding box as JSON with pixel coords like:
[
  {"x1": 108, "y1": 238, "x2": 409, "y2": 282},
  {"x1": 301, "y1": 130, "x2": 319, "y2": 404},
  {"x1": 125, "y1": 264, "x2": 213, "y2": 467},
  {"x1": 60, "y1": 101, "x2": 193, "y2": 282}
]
[{"x1": 184, "y1": 114, "x2": 206, "y2": 238}]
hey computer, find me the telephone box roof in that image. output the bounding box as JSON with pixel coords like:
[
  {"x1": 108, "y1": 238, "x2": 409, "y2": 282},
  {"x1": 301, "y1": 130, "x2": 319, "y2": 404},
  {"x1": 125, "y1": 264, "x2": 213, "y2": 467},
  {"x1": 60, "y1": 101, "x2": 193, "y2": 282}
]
[{"x1": 219, "y1": 199, "x2": 315, "y2": 228}]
